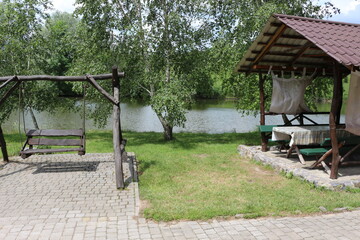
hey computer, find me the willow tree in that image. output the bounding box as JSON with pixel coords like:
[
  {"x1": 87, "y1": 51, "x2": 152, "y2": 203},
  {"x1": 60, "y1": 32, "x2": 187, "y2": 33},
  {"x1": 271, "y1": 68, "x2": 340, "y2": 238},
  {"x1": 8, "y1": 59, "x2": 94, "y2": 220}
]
[{"x1": 75, "y1": 0, "x2": 210, "y2": 140}]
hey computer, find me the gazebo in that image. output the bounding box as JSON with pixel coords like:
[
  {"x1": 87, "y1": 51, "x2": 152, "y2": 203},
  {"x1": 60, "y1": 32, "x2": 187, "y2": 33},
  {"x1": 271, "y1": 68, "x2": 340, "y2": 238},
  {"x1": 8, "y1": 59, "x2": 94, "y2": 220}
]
[{"x1": 236, "y1": 14, "x2": 360, "y2": 179}]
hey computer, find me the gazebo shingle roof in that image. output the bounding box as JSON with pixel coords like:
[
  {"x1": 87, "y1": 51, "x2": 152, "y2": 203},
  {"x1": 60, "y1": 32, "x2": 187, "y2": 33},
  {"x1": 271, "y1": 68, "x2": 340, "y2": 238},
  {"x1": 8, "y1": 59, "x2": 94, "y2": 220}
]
[{"x1": 236, "y1": 14, "x2": 360, "y2": 75}]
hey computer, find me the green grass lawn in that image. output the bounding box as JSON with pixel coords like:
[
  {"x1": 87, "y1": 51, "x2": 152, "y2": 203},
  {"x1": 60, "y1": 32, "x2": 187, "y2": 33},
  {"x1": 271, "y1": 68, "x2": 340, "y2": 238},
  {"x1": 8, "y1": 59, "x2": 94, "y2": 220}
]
[{"x1": 2, "y1": 130, "x2": 360, "y2": 221}]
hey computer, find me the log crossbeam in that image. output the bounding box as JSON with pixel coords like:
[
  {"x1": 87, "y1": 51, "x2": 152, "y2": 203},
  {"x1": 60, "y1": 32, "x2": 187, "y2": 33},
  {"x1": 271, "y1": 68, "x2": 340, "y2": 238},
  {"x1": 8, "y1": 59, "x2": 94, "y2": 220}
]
[
  {"x1": 247, "y1": 24, "x2": 287, "y2": 74},
  {"x1": 289, "y1": 42, "x2": 313, "y2": 66},
  {"x1": 0, "y1": 73, "x2": 125, "y2": 82},
  {"x1": 0, "y1": 79, "x2": 20, "y2": 107},
  {"x1": 0, "y1": 76, "x2": 17, "y2": 90},
  {"x1": 86, "y1": 75, "x2": 119, "y2": 106}
]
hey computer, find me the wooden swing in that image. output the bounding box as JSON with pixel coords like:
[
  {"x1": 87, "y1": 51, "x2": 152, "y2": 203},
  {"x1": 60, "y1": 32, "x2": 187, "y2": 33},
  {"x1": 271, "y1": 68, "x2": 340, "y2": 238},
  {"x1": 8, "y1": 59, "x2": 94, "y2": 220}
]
[
  {"x1": 19, "y1": 83, "x2": 87, "y2": 159},
  {"x1": 0, "y1": 67, "x2": 127, "y2": 188}
]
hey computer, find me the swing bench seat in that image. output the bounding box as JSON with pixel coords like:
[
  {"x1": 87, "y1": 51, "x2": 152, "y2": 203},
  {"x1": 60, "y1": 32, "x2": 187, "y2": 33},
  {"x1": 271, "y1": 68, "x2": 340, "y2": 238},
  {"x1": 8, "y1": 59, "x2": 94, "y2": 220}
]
[{"x1": 20, "y1": 129, "x2": 85, "y2": 159}]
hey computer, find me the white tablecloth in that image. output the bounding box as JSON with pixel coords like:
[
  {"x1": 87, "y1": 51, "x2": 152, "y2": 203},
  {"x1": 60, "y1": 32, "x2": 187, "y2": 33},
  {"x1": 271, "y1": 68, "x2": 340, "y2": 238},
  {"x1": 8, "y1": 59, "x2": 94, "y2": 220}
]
[{"x1": 272, "y1": 126, "x2": 352, "y2": 146}]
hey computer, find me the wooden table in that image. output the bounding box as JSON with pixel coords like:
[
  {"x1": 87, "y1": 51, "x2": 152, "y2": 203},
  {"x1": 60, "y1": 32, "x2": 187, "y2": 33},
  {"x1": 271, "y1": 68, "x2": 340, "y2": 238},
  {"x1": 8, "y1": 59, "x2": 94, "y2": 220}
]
[{"x1": 272, "y1": 126, "x2": 352, "y2": 164}]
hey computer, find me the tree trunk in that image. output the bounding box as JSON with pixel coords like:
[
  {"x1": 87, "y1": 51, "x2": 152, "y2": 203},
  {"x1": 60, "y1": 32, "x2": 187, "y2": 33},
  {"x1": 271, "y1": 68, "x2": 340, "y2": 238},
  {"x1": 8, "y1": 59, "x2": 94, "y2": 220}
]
[
  {"x1": 157, "y1": 114, "x2": 173, "y2": 140},
  {"x1": 28, "y1": 107, "x2": 39, "y2": 130},
  {"x1": 162, "y1": 123, "x2": 173, "y2": 141}
]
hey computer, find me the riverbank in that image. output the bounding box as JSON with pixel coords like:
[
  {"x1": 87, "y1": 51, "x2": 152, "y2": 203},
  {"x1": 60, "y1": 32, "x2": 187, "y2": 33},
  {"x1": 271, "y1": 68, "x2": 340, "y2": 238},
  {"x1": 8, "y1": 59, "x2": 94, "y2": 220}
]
[{"x1": 2, "y1": 131, "x2": 360, "y2": 221}]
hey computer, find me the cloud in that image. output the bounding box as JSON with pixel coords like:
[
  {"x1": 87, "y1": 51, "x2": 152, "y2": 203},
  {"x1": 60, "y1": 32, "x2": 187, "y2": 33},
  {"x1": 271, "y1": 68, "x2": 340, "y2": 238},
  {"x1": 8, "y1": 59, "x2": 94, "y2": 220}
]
[
  {"x1": 329, "y1": 0, "x2": 360, "y2": 15},
  {"x1": 51, "y1": 0, "x2": 76, "y2": 13}
]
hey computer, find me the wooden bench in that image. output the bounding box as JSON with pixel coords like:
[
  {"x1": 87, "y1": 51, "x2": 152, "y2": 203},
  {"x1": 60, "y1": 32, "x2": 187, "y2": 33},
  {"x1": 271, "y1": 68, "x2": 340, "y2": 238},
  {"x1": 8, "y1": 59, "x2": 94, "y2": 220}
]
[
  {"x1": 299, "y1": 138, "x2": 332, "y2": 157},
  {"x1": 308, "y1": 136, "x2": 360, "y2": 169},
  {"x1": 259, "y1": 125, "x2": 290, "y2": 151},
  {"x1": 20, "y1": 129, "x2": 85, "y2": 159}
]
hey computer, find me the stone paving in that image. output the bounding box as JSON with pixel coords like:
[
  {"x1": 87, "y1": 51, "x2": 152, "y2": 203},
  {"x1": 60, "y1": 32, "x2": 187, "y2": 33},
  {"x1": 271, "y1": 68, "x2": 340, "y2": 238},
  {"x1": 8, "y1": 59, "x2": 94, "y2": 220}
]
[
  {"x1": 1, "y1": 153, "x2": 360, "y2": 240},
  {"x1": 238, "y1": 145, "x2": 360, "y2": 190}
]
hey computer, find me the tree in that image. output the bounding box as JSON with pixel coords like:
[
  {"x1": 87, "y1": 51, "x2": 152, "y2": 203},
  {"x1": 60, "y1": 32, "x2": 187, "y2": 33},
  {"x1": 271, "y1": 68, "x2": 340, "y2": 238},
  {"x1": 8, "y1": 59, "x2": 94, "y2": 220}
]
[
  {"x1": 0, "y1": 0, "x2": 52, "y2": 126},
  {"x1": 208, "y1": 0, "x2": 340, "y2": 114},
  {"x1": 74, "y1": 0, "x2": 211, "y2": 140},
  {"x1": 0, "y1": 1, "x2": 78, "y2": 130}
]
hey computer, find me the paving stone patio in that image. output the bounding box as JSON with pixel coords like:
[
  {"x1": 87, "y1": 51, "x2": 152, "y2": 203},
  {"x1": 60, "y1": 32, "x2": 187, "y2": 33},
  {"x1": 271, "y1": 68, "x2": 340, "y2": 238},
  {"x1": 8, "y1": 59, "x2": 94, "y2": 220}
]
[
  {"x1": 1, "y1": 153, "x2": 360, "y2": 239},
  {"x1": 238, "y1": 145, "x2": 360, "y2": 190}
]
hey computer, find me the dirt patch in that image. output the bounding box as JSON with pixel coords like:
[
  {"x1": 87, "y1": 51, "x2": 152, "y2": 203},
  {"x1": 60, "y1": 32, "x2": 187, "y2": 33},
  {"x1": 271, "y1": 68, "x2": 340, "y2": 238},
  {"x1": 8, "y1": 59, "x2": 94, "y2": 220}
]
[
  {"x1": 193, "y1": 154, "x2": 209, "y2": 159},
  {"x1": 140, "y1": 199, "x2": 151, "y2": 214}
]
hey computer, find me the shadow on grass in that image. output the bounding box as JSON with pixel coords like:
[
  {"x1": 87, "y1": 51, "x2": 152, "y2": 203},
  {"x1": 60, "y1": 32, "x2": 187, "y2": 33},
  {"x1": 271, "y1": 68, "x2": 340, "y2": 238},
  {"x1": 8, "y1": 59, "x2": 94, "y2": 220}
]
[
  {"x1": 138, "y1": 160, "x2": 156, "y2": 175},
  {"x1": 123, "y1": 131, "x2": 261, "y2": 150}
]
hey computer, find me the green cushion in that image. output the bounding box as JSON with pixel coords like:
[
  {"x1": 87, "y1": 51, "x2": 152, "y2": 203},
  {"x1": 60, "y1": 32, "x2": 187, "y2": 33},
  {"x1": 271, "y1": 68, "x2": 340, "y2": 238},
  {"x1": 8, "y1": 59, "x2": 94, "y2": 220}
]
[
  {"x1": 300, "y1": 148, "x2": 329, "y2": 156},
  {"x1": 259, "y1": 125, "x2": 278, "y2": 133}
]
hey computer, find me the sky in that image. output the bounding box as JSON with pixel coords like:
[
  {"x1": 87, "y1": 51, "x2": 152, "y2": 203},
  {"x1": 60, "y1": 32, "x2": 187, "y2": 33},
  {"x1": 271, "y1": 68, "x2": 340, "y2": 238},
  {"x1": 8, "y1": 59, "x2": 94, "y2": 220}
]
[{"x1": 51, "y1": 0, "x2": 360, "y2": 24}]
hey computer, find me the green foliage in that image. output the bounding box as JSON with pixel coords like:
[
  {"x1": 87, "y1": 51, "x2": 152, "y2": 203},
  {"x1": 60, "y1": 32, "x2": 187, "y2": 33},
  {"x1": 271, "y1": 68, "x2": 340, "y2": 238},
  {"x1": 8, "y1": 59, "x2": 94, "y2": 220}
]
[
  {"x1": 0, "y1": 0, "x2": 342, "y2": 134},
  {"x1": 207, "y1": 0, "x2": 339, "y2": 113},
  {"x1": 41, "y1": 12, "x2": 79, "y2": 76}
]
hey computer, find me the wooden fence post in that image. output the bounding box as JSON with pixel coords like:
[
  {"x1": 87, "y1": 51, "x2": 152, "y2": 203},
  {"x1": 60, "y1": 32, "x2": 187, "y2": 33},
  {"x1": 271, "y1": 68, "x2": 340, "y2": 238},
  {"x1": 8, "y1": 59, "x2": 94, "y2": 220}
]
[
  {"x1": 329, "y1": 62, "x2": 343, "y2": 179},
  {"x1": 0, "y1": 126, "x2": 9, "y2": 162},
  {"x1": 259, "y1": 74, "x2": 267, "y2": 152},
  {"x1": 112, "y1": 66, "x2": 124, "y2": 189}
]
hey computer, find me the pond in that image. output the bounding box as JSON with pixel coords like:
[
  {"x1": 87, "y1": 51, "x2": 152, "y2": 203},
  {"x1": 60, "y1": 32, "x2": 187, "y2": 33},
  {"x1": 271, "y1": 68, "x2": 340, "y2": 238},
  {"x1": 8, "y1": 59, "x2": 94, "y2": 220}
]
[{"x1": 2, "y1": 100, "x2": 342, "y2": 134}]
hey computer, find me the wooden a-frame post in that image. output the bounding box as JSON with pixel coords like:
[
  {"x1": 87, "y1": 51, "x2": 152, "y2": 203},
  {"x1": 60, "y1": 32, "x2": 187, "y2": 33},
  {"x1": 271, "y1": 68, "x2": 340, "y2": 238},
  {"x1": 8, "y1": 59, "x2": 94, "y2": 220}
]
[
  {"x1": 0, "y1": 126, "x2": 9, "y2": 162},
  {"x1": 0, "y1": 70, "x2": 126, "y2": 188},
  {"x1": 329, "y1": 62, "x2": 344, "y2": 179},
  {"x1": 112, "y1": 66, "x2": 125, "y2": 189}
]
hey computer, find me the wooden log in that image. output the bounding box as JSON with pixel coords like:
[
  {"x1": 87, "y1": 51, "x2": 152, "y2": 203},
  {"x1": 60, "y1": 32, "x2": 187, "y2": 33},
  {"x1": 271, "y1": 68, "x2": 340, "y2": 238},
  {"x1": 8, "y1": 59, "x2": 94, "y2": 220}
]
[
  {"x1": 310, "y1": 142, "x2": 344, "y2": 169},
  {"x1": 340, "y1": 143, "x2": 360, "y2": 163},
  {"x1": 0, "y1": 73, "x2": 125, "y2": 82},
  {"x1": 28, "y1": 138, "x2": 82, "y2": 146},
  {"x1": 265, "y1": 112, "x2": 330, "y2": 115},
  {"x1": 0, "y1": 126, "x2": 9, "y2": 162},
  {"x1": 112, "y1": 67, "x2": 124, "y2": 189},
  {"x1": 26, "y1": 129, "x2": 84, "y2": 137},
  {"x1": 329, "y1": 63, "x2": 343, "y2": 179},
  {"x1": 86, "y1": 75, "x2": 119, "y2": 106},
  {"x1": 0, "y1": 76, "x2": 16, "y2": 90},
  {"x1": 0, "y1": 81, "x2": 21, "y2": 107},
  {"x1": 294, "y1": 146, "x2": 306, "y2": 165},
  {"x1": 259, "y1": 74, "x2": 267, "y2": 152}
]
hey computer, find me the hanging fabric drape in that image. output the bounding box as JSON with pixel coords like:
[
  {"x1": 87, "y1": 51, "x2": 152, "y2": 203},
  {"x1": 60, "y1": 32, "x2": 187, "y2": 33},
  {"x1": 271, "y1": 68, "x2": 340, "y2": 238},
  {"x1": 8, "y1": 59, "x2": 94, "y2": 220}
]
[
  {"x1": 346, "y1": 71, "x2": 360, "y2": 135},
  {"x1": 269, "y1": 68, "x2": 315, "y2": 114}
]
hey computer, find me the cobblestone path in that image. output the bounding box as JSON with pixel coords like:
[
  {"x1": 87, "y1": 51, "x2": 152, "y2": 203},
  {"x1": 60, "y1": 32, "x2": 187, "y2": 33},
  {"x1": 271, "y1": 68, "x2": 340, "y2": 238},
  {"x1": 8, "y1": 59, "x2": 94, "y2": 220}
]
[{"x1": 1, "y1": 153, "x2": 360, "y2": 240}]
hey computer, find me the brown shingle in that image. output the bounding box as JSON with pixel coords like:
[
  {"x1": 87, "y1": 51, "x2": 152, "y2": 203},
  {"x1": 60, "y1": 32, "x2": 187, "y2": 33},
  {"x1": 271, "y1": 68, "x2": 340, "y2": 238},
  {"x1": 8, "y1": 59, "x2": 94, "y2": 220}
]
[
  {"x1": 235, "y1": 14, "x2": 360, "y2": 75},
  {"x1": 275, "y1": 14, "x2": 360, "y2": 67}
]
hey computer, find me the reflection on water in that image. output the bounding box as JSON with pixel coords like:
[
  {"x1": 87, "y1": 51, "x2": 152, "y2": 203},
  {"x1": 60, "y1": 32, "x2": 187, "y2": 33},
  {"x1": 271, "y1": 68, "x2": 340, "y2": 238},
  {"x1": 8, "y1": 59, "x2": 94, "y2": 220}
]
[{"x1": 2, "y1": 101, "x2": 341, "y2": 134}]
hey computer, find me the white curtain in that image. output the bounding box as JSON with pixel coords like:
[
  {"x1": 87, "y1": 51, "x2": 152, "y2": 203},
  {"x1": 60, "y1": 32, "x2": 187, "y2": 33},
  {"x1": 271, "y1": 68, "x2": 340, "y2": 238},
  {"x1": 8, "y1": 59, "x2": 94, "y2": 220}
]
[
  {"x1": 346, "y1": 71, "x2": 360, "y2": 136},
  {"x1": 269, "y1": 69, "x2": 314, "y2": 114}
]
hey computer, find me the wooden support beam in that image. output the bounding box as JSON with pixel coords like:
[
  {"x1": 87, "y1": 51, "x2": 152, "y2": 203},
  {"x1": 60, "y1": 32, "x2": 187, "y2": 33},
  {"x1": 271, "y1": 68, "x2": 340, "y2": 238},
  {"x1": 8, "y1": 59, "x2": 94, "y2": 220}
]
[
  {"x1": 0, "y1": 72, "x2": 125, "y2": 82},
  {"x1": 247, "y1": 24, "x2": 287, "y2": 74},
  {"x1": 0, "y1": 126, "x2": 9, "y2": 162},
  {"x1": 0, "y1": 76, "x2": 16, "y2": 90},
  {"x1": 257, "y1": 42, "x2": 320, "y2": 50},
  {"x1": 252, "y1": 60, "x2": 328, "y2": 68},
  {"x1": 289, "y1": 42, "x2": 313, "y2": 66},
  {"x1": 259, "y1": 74, "x2": 267, "y2": 152},
  {"x1": 251, "y1": 51, "x2": 297, "y2": 57},
  {"x1": 86, "y1": 75, "x2": 119, "y2": 106},
  {"x1": 250, "y1": 65, "x2": 328, "y2": 72},
  {"x1": 112, "y1": 66, "x2": 124, "y2": 189},
  {"x1": 263, "y1": 33, "x2": 306, "y2": 40},
  {"x1": 0, "y1": 80, "x2": 21, "y2": 107},
  {"x1": 329, "y1": 62, "x2": 343, "y2": 179}
]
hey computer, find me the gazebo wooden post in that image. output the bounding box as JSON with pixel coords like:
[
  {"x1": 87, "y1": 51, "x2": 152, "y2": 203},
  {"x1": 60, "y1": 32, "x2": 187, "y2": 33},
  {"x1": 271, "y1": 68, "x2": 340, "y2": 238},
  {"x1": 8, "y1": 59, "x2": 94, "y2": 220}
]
[
  {"x1": 329, "y1": 62, "x2": 343, "y2": 179},
  {"x1": 112, "y1": 66, "x2": 125, "y2": 189},
  {"x1": 0, "y1": 126, "x2": 9, "y2": 162},
  {"x1": 259, "y1": 73, "x2": 267, "y2": 152}
]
